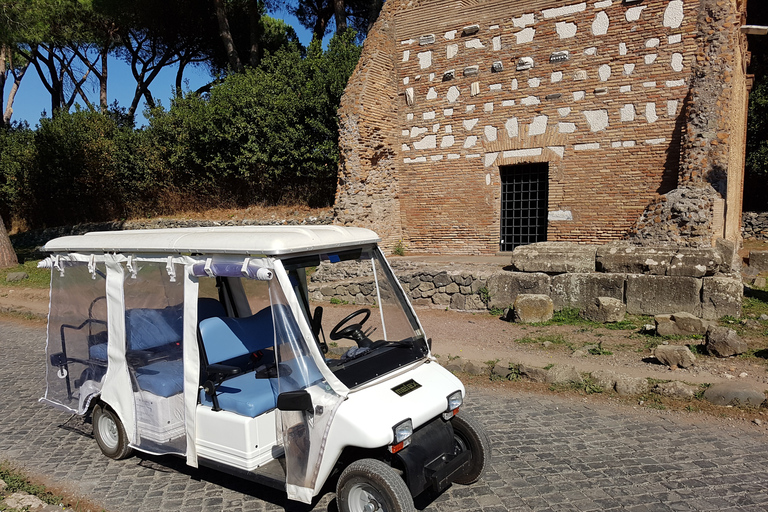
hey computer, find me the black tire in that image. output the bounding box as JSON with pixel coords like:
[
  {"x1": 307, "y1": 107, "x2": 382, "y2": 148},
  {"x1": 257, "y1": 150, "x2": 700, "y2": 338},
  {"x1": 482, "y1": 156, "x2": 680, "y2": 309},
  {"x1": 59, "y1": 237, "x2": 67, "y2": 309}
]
[
  {"x1": 337, "y1": 458, "x2": 415, "y2": 512},
  {"x1": 451, "y1": 413, "x2": 490, "y2": 485},
  {"x1": 93, "y1": 404, "x2": 133, "y2": 460}
]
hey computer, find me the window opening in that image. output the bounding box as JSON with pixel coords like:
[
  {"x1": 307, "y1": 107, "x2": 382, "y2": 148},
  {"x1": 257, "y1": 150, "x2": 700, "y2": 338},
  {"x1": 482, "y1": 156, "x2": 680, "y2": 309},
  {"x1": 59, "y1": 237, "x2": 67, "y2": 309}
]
[{"x1": 500, "y1": 163, "x2": 549, "y2": 251}]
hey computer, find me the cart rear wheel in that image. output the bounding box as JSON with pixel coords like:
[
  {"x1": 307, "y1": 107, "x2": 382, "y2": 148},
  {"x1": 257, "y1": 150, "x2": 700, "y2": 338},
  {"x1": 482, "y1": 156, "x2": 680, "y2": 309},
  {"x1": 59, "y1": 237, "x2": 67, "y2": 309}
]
[
  {"x1": 93, "y1": 404, "x2": 133, "y2": 460},
  {"x1": 451, "y1": 414, "x2": 490, "y2": 485},
  {"x1": 337, "y1": 458, "x2": 414, "y2": 512}
]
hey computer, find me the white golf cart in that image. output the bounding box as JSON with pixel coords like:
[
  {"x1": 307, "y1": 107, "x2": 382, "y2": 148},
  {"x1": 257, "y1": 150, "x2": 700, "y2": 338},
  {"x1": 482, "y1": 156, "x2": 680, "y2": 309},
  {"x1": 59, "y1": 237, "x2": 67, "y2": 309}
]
[{"x1": 39, "y1": 226, "x2": 489, "y2": 511}]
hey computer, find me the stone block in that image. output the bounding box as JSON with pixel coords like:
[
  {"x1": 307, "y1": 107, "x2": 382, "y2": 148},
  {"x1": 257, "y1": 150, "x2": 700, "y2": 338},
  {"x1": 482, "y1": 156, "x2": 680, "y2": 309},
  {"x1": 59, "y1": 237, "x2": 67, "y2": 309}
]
[
  {"x1": 716, "y1": 238, "x2": 739, "y2": 272},
  {"x1": 701, "y1": 276, "x2": 742, "y2": 320},
  {"x1": 580, "y1": 296, "x2": 626, "y2": 323},
  {"x1": 596, "y1": 243, "x2": 677, "y2": 275},
  {"x1": 545, "y1": 365, "x2": 583, "y2": 385},
  {"x1": 551, "y1": 273, "x2": 625, "y2": 310},
  {"x1": 653, "y1": 381, "x2": 698, "y2": 399},
  {"x1": 705, "y1": 326, "x2": 747, "y2": 357},
  {"x1": 749, "y1": 251, "x2": 768, "y2": 271},
  {"x1": 463, "y1": 360, "x2": 487, "y2": 376},
  {"x1": 615, "y1": 375, "x2": 649, "y2": 396},
  {"x1": 486, "y1": 271, "x2": 550, "y2": 310},
  {"x1": 667, "y1": 247, "x2": 722, "y2": 277},
  {"x1": 655, "y1": 312, "x2": 710, "y2": 336},
  {"x1": 433, "y1": 272, "x2": 452, "y2": 287},
  {"x1": 703, "y1": 382, "x2": 766, "y2": 407},
  {"x1": 492, "y1": 362, "x2": 513, "y2": 379},
  {"x1": 443, "y1": 357, "x2": 466, "y2": 373},
  {"x1": 509, "y1": 242, "x2": 596, "y2": 273},
  {"x1": 518, "y1": 364, "x2": 547, "y2": 383},
  {"x1": 653, "y1": 345, "x2": 696, "y2": 368},
  {"x1": 590, "y1": 370, "x2": 617, "y2": 391},
  {"x1": 5, "y1": 272, "x2": 27, "y2": 282},
  {"x1": 513, "y1": 294, "x2": 554, "y2": 323},
  {"x1": 625, "y1": 275, "x2": 702, "y2": 315}
]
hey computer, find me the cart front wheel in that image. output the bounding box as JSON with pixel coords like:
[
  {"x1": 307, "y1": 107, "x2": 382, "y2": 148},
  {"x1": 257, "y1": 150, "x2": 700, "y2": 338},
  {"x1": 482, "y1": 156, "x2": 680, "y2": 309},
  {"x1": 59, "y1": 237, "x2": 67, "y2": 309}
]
[
  {"x1": 337, "y1": 458, "x2": 414, "y2": 512},
  {"x1": 93, "y1": 404, "x2": 133, "y2": 460},
  {"x1": 451, "y1": 414, "x2": 490, "y2": 485}
]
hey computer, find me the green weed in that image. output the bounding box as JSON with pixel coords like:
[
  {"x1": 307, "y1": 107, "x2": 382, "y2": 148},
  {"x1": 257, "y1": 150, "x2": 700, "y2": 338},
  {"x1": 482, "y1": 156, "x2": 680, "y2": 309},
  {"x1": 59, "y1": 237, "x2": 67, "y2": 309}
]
[
  {"x1": 0, "y1": 260, "x2": 50, "y2": 289},
  {"x1": 392, "y1": 240, "x2": 406, "y2": 256}
]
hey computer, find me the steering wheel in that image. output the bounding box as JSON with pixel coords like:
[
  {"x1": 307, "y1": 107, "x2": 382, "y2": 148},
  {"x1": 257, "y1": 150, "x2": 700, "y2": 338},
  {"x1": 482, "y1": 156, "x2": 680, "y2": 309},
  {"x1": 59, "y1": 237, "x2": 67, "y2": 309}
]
[{"x1": 329, "y1": 308, "x2": 372, "y2": 347}]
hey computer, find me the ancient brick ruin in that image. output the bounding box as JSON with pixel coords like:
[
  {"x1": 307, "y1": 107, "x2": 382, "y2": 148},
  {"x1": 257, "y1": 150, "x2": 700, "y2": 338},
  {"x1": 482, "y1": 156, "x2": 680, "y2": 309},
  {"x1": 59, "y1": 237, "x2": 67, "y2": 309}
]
[{"x1": 335, "y1": 0, "x2": 751, "y2": 254}]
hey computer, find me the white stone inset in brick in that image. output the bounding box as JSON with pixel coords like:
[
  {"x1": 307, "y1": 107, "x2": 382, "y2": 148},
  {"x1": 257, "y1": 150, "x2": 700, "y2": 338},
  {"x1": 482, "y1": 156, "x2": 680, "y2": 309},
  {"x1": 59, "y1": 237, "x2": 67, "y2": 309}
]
[
  {"x1": 666, "y1": 79, "x2": 685, "y2": 87},
  {"x1": 441, "y1": 135, "x2": 455, "y2": 147},
  {"x1": 592, "y1": 11, "x2": 609, "y2": 35},
  {"x1": 558, "y1": 122, "x2": 576, "y2": 133},
  {"x1": 401, "y1": 129, "x2": 410, "y2": 136},
  {"x1": 643, "y1": 81, "x2": 657, "y2": 88},
  {"x1": 645, "y1": 103, "x2": 658, "y2": 123},
  {"x1": 516, "y1": 27, "x2": 536, "y2": 44},
  {"x1": 574, "y1": 70, "x2": 588, "y2": 80},
  {"x1": 463, "y1": 118, "x2": 479, "y2": 130},
  {"x1": 671, "y1": 53, "x2": 684, "y2": 72},
  {"x1": 529, "y1": 115, "x2": 548, "y2": 136},
  {"x1": 668, "y1": 34, "x2": 682, "y2": 44},
  {"x1": 594, "y1": 0, "x2": 612, "y2": 8},
  {"x1": 423, "y1": 111, "x2": 435, "y2": 120},
  {"x1": 447, "y1": 44, "x2": 458, "y2": 59},
  {"x1": 623, "y1": 140, "x2": 635, "y2": 147},
  {"x1": 620, "y1": 104, "x2": 635, "y2": 122},
  {"x1": 426, "y1": 88, "x2": 438, "y2": 100},
  {"x1": 599, "y1": 64, "x2": 611, "y2": 81},
  {"x1": 406, "y1": 113, "x2": 414, "y2": 121},
  {"x1": 431, "y1": 155, "x2": 443, "y2": 161},
  {"x1": 486, "y1": 173, "x2": 491, "y2": 185},
  {"x1": 584, "y1": 110, "x2": 609, "y2": 131},
  {"x1": 645, "y1": 138, "x2": 666, "y2": 145},
  {"x1": 573, "y1": 91, "x2": 585, "y2": 101},
  {"x1": 624, "y1": 63, "x2": 634, "y2": 75},
  {"x1": 611, "y1": 141, "x2": 621, "y2": 148},
  {"x1": 547, "y1": 146, "x2": 565, "y2": 158},
  {"x1": 418, "y1": 51, "x2": 432, "y2": 69},
  {"x1": 402, "y1": 50, "x2": 410, "y2": 62},
  {"x1": 403, "y1": 77, "x2": 409, "y2": 85},
  {"x1": 619, "y1": 42, "x2": 627, "y2": 55},
  {"x1": 432, "y1": 123, "x2": 440, "y2": 132},
  {"x1": 470, "y1": 82, "x2": 480, "y2": 96},
  {"x1": 445, "y1": 125, "x2": 453, "y2": 133},
  {"x1": 575, "y1": 143, "x2": 600, "y2": 151},
  {"x1": 625, "y1": 5, "x2": 646, "y2": 21},
  {"x1": 664, "y1": 0, "x2": 684, "y2": 28},
  {"x1": 549, "y1": 210, "x2": 573, "y2": 221},
  {"x1": 646, "y1": 38, "x2": 660, "y2": 48},
  {"x1": 402, "y1": 143, "x2": 410, "y2": 151},
  {"x1": 444, "y1": 108, "x2": 454, "y2": 116},
  {"x1": 513, "y1": 13, "x2": 535, "y2": 28},
  {"x1": 463, "y1": 136, "x2": 478, "y2": 148},
  {"x1": 401, "y1": 39, "x2": 415, "y2": 45},
  {"x1": 484, "y1": 103, "x2": 494, "y2": 112},
  {"x1": 445, "y1": 30, "x2": 457, "y2": 40},
  {"x1": 528, "y1": 77, "x2": 541, "y2": 88},
  {"x1": 447, "y1": 86, "x2": 460, "y2": 103},
  {"x1": 620, "y1": 85, "x2": 631, "y2": 93},
  {"x1": 493, "y1": 36, "x2": 502, "y2": 51},
  {"x1": 543, "y1": 2, "x2": 586, "y2": 18},
  {"x1": 503, "y1": 148, "x2": 543, "y2": 158},
  {"x1": 521, "y1": 96, "x2": 541, "y2": 106},
  {"x1": 551, "y1": 71, "x2": 563, "y2": 83},
  {"x1": 558, "y1": 107, "x2": 571, "y2": 117},
  {"x1": 405, "y1": 88, "x2": 414, "y2": 106},
  {"x1": 447, "y1": 153, "x2": 460, "y2": 160},
  {"x1": 485, "y1": 152, "x2": 499, "y2": 167},
  {"x1": 584, "y1": 46, "x2": 597, "y2": 56},
  {"x1": 404, "y1": 156, "x2": 426, "y2": 163},
  {"x1": 490, "y1": 83, "x2": 502, "y2": 91},
  {"x1": 466, "y1": 104, "x2": 475, "y2": 112},
  {"x1": 465, "y1": 38, "x2": 485, "y2": 49},
  {"x1": 667, "y1": 100, "x2": 679, "y2": 116},
  {"x1": 505, "y1": 118, "x2": 519, "y2": 137},
  {"x1": 485, "y1": 125, "x2": 498, "y2": 141},
  {"x1": 511, "y1": 78, "x2": 519, "y2": 90},
  {"x1": 645, "y1": 54, "x2": 657, "y2": 65},
  {"x1": 556, "y1": 22, "x2": 578, "y2": 39},
  {"x1": 429, "y1": 73, "x2": 435, "y2": 81},
  {"x1": 502, "y1": 100, "x2": 515, "y2": 107}
]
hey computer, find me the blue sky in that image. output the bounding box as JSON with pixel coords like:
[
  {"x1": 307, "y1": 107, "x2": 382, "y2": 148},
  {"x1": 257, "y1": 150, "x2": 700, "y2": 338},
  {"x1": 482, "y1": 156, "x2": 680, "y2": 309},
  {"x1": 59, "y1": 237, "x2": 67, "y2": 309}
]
[{"x1": 10, "y1": 9, "x2": 320, "y2": 128}]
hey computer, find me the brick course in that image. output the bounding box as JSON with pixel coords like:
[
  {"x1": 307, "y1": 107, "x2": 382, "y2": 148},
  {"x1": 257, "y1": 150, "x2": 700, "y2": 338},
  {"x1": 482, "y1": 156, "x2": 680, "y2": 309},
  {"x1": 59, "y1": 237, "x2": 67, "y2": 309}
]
[{"x1": 336, "y1": 0, "x2": 750, "y2": 254}]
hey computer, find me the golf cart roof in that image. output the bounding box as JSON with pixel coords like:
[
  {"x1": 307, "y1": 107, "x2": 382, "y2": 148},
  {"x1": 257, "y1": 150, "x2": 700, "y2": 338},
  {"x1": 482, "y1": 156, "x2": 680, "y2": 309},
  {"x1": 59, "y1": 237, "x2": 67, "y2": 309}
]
[{"x1": 43, "y1": 225, "x2": 381, "y2": 256}]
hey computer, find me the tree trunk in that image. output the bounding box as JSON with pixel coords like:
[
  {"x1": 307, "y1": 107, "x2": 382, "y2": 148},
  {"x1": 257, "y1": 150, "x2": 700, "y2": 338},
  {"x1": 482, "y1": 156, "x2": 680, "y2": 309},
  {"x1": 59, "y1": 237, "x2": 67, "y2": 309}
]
[
  {"x1": 100, "y1": 46, "x2": 108, "y2": 112},
  {"x1": 0, "y1": 215, "x2": 18, "y2": 269},
  {"x1": 0, "y1": 45, "x2": 7, "y2": 128},
  {"x1": 213, "y1": 0, "x2": 243, "y2": 72},
  {"x1": 249, "y1": 0, "x2": 261, "y2": 67},
  {"x1": 333, "y1": 0, "x2": 347, "y2": 34},
  {"x1": 3, "y1": 61, "x2": 28, "y2": 126},
  {"x1": 313, "y1": 10, "x2": 332, "y2": 41}
]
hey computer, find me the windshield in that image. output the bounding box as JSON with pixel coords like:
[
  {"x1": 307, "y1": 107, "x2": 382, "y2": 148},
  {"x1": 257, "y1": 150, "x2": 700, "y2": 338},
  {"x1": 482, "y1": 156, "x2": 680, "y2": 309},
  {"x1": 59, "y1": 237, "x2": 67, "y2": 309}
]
[{"x1": 283, "y1": 246, "x2": 429, "y2": 388}]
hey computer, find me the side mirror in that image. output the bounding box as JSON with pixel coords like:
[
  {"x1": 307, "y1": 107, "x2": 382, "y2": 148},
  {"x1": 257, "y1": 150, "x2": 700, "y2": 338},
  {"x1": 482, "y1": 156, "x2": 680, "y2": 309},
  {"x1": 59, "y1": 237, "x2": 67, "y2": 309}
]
[{"x1": 277, "y1": 390, "x2": 314, "y2": 413}]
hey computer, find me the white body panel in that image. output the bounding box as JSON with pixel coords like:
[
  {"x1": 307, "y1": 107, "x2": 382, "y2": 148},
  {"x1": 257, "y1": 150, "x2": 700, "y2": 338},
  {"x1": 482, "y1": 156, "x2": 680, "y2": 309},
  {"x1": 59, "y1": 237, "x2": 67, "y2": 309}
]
[{"x1": 195, "y1": 407, "x2": 282, "y2": 471}]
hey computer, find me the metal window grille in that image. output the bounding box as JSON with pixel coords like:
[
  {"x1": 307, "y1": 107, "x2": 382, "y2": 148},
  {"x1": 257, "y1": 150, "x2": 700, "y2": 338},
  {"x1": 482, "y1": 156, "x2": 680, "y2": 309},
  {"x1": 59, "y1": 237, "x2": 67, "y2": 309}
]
[{"x1": 500, "y1": 163, "x2": 549, "y2": 252}]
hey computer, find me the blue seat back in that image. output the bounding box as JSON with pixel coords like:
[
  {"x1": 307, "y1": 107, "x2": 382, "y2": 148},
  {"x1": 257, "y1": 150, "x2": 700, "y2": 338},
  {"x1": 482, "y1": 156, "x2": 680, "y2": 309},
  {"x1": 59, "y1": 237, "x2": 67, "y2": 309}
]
[
  {"x1": 199, "y1": 308, "x2": 275, "y2": 365},
  {"x1": 126, "y1": 305, "x2": 183, "y2": 351}
]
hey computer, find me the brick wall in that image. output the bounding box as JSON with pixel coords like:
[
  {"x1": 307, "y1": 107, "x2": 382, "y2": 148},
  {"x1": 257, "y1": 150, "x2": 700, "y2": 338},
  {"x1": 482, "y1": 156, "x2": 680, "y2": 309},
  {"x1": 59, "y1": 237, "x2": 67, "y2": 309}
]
[{"x1": 336, "y1": 0, "x2": 749, "y2": 254}]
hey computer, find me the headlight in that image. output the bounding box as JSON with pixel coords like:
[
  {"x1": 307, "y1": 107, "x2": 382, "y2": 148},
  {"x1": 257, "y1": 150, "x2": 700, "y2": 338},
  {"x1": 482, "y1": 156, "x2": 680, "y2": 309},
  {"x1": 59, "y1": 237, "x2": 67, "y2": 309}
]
[
  {"x1": 389, "y1": 419, "x2": 413, "y2": 453},
  {"x1": 443, "y1": 390, "x2": 463, "y2": 420}
]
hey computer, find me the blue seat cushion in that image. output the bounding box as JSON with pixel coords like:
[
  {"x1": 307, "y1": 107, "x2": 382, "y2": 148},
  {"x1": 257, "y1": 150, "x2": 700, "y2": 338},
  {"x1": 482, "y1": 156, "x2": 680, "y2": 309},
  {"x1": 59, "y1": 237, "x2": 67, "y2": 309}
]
[
  {"x1": 135, "y1": 360, "x2": 184, "y2": 397},
  {"x1": 199, "y1": 374, "x2": 278, "y2": 417},
  {"x1": 89, "y1": 343, "x2": 108, "y2": 361},
  {"x1": 126, "y1": 305, "x2": 183, "y2": 351}
]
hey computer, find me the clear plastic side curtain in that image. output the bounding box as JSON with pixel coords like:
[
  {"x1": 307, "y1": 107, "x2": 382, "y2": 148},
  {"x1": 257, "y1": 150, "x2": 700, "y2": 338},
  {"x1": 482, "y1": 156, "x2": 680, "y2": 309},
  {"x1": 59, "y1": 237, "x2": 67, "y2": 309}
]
[{"x1": 269, "y1": 261, "x2": 347, "y2": 504}]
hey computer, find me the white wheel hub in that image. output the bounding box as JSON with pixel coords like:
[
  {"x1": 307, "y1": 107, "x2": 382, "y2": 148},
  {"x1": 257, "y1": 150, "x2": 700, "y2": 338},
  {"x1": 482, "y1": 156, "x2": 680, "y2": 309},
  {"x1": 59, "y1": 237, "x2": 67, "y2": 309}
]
[
  {"x1": 98, "y1": 413, "x2": 119, "y2": 450},
  {"x1": 347, "y1": 483, "x2": 385, "y2": 512}
]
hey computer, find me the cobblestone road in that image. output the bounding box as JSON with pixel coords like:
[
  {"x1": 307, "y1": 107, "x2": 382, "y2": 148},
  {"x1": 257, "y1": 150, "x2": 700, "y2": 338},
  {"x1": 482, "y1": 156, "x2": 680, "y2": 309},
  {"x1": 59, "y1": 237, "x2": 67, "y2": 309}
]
[{"x1": 2, "y1": 321, "x2": 768, "y2": 511}]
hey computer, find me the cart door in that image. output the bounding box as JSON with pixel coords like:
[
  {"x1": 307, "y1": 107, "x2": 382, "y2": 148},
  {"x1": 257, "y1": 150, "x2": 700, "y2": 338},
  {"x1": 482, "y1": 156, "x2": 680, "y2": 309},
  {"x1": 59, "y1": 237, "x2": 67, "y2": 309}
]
[{"x1": 268, "y1": 266, "x2": 345, "y2": 504}]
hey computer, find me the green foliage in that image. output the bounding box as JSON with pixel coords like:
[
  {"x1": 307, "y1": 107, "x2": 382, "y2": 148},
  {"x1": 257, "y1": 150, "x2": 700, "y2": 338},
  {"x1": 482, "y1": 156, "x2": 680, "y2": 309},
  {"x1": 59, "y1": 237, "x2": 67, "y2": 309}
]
[
  {"x1": 489, "y1": 306, "x2": 505, "y2": 317},
  {"x1": 477, "y1": 287, "x2": 491, "y2": 305},
  {"x1": 536, "y1": 307, "x2": 641, "y2": 330},
  {"x1": 329, "y1": 297, "x2": 349, "y2": 305},
  {"x1": 392, "y1": 240, "x2": 406, "y2": 256},
  {"x1": 0, "y1": 260, "x2": 49, "y2": 288},
  {"x1": 0, "y1": 460, "x2": 62, "y2": 505},
  {"x1": 587, "y1": 342, "x2": 613, "y2": 356}
]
